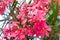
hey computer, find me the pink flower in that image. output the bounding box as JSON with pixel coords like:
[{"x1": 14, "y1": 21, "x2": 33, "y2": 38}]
[
  {"x1": 3, "y1": 21, "x2": 21, "y2": 40},
  {"x1": 0, "y1": 0, "x2": 14, "y2": 15},
  {"x1": 28, "y1": 16, "x2": 36, "y2": 24},
  {"x1": 41, "y1": 0, "x2": 51, "y2": 4},
  {"x1": 34, "y1": 0, "x2": 50, "y2": 4},
  {"x1": 0, "y1": 2, "x2": 7, "y2": 14},
  {"x1": 3, "y1": 27, "x2": 20, "y2": 38},
  {"x1": 16, "y1": 6, "x2": 28, "y2": 20},
  {"x1": 26, "y1": 26, "x2": 34, "y2": 36},
  {"x1": 2, "y1": 0, "x2": 14, "y2": 3},
  {"x1": 36, "y1": 10, "x2": 46, "y2": 21},
  {"x1": 9, "y1": 0, "x2": 14, "y2": 3},
  {"x1": 3, "y1": 28, "x2": 9, "y2": 37},
  {"x1": 33, "y1": 20, "x2": 51, "y2": 38},
  {"x1": 17, "y1": 34, "x2": 27, "y2": 40},
  {"x1": 21, "y1": 28, "x2": 28, "y2": 35},
  {"x1": 21, "y1": 18, "x2": 27, "y2": 26}
]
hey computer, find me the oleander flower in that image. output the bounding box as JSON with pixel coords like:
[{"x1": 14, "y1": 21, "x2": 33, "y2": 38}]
[
  {"x1": 17, "y1": 34, "x2": 27, "y2": 40},
  {"x1": 2, "y1": 0, "x2": 14, "y2": 3},
  {"x1": 3, "y1": 21, "x2": 21, "y2": 39},
  {"x1": 0, "y1": 0, "x2": 14, "y2": 15},
  {"x1": 33, "y1": 20, "x2": 51, "y2": 38},
  {"x1": 0, "y1": 1, "x2": 7, "y2": 14}
]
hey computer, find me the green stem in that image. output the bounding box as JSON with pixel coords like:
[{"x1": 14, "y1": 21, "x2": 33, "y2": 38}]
[{"x1": 10, "y1": 0, "x2": 18, "y2": 21}]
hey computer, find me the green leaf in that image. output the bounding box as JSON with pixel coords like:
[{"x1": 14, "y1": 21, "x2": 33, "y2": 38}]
[
  {"x1": 47, "y1": 0, "x2": 59, "y2": 25},
  {"x1": 52, "y1": 0, "x2": 59, "y2": 24},
  {"x1": 47, "y1": 0, "x2": 55, "y2": 25}
]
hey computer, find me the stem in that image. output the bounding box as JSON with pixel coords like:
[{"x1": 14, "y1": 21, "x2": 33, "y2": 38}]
[{"x1": 10, "y1": 0, "x2": 18, "y2": 21}]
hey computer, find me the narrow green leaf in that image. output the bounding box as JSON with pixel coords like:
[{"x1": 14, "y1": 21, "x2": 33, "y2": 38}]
[
  {"x1": 52, "y1": 0, "x2": 59, "y2": 24},
  {"x1": 47, "y1": 0, "x2": 55, "y2": 25}
]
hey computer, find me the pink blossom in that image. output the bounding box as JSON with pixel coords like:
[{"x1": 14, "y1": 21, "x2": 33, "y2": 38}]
[
  {"x1": 41, "y1": 0, "x2": 51, "y2": 4},
  {"x1": 34, "y1": 0, "x2": 50, "y2": 4},
  {"x1": 0, "y1": 0, "x2": 14, "y2": 15},
  {"x1": 21, "y1": 18, "x2": 27, "y2": 26},
  {"x1": 9, "y1": 0, "x2": 14, "y2": 3},
  {"x1": 17, "y1": 34, "x2": 26, "y2": 40},
  {"x1": 3, "y1": 21, "x2": 21, "y2": 39},
  {"x1": 26, "y1": 26, "x2": 34, "y2": 36},
  {"x1": 21, "y1": 28, "x2": 28, "y2": 35},
  {"x1": 33, "y1": 20, "x2": 51, "y2": 38},
  {"x1": 0, "y1": 2, "x2": 7, "y2": 14},
  {"x1": 2, "y1": 0, "x2": 14, "y2": 3}
]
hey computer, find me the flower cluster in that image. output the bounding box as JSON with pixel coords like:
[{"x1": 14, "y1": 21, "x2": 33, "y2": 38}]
[
  {"x1": 1, "y1": 0, "x2": 51, "y2": 40},
  {"x1": 16, "y1": 0, "x2": 51, "y2": 38}
]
